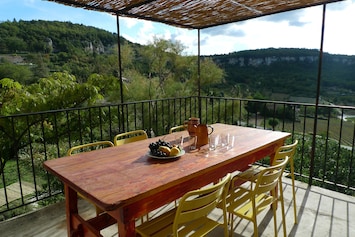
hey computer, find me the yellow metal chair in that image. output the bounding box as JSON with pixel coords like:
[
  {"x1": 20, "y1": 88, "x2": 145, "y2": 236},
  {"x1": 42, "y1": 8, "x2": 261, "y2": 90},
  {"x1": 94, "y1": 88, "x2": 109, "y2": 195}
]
[
  {"x1": 136, "y1": 173, "x2": 232, "y2": 237},
  {"x1": 272, "y1": 140, "x2": 298, "y2": 224},
  {"x1": 169, "y1": 124, "x2": 187, "y2": 207},
  {"x1": 226, "y1": 157, "x2": 289, "y2": 237},
  {"x1": 67, "y1": 140, "x2": 114, "y2": 156},
  {"x1": 113, "y1": 130, "x2": 148, "y2": 146},
  {"x1": 113, "y1": 129, "x2": 150, "y2": 221},
  {"x1": 67, "y1": 140, "x2": 114, "y2": 216},
  {"x1": 169, "y1": 124, "x2": 187, "y2": 134},
  {"x1": 237, "y1": 140, "x2": 299, "y2": 224}
]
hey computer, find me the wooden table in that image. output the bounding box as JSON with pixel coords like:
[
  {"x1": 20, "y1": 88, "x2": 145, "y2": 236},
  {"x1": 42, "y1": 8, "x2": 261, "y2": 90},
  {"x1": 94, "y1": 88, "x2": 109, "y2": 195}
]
[{"x1": 43, "y1": 124, "x2": 290, "y2": 237}]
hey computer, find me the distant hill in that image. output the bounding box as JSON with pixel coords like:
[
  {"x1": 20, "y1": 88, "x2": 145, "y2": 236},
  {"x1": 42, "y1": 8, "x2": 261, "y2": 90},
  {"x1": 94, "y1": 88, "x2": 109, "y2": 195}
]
[
  {"x1": 210, "y1": 48, "x2": 355, "y2": 105},
  {"x1": 0, "y1": 20, "x2": 122, "y2": 54},
  {"x1": 0, "y1": 20, "x2": 141, "y2": 83}
]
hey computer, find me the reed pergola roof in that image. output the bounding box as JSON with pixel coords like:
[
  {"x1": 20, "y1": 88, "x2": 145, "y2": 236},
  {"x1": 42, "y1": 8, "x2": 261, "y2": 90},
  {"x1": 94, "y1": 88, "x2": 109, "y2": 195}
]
[{"x1": 48, "y1": 0, "x2": 343, "y2": 29}]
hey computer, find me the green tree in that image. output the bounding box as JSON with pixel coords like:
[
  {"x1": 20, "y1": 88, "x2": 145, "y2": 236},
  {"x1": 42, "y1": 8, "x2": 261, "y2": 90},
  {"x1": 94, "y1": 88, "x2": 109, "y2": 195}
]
[
  {"x1": 0, "y1": 60, "x2": 34, "y2": 84},
  {"x1": 138, "y1": 37, "x2": 186, "y2": 89},
  {"x1": 87, "y1": 73, "x2": 122, "y2": 102},
  {"x1": 0, "y1": 73, "x2": 103, "y2": 176},
  {"x1": 199, "y1": 57, "x2": 225, "y2": 93},
  {"x1": 268, "y1": 118, "x2": 279, "y2": 129},
  {"x1": 26, "y1": 53, "x2": 50, "y2": 79}
]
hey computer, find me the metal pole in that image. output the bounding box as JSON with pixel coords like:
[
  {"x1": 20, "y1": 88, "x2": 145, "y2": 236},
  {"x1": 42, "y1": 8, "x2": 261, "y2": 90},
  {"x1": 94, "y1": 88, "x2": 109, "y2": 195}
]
[
  {"x1": 116, "y1": 15, "x2": 125, "y2": 131},
  {"x1": 309, "y1": 4, "x2": 326, "y2": 186},
  {"x1": 198, "y1": 29, "x2": 202, "y2": 120}
]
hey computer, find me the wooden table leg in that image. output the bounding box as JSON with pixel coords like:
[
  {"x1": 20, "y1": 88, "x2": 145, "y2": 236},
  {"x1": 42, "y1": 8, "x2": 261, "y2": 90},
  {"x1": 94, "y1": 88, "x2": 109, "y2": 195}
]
[
  {"x1": 114, "y1": 208, "x2": 136, "y2": 237},
  {"x1": 64, "y1": 184, "x2": 79, "y2": 237}
]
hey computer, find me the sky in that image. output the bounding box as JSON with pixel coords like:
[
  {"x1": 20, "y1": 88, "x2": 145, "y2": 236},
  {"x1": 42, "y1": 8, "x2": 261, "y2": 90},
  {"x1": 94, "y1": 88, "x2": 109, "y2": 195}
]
[{"x1": 1, "y1": 0, "x2": 355, "y2": 56}]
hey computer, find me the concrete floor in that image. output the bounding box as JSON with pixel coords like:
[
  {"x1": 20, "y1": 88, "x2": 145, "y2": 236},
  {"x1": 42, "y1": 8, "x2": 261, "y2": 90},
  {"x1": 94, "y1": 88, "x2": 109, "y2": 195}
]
[{"x1": 1, "y1": 177, "x2": 355, "y2": 237}]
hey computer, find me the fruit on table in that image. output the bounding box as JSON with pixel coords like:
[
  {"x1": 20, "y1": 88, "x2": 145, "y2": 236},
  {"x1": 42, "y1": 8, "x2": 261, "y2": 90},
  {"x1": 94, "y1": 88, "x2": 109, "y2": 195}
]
[
  {"x1": 170, "y1": 146, "x2": 180, "y2": 156},
  {"x1": 149, "y1": 140, "x2": 182, "y2": 157},
  {"x1": 159, "y1": 146, "x2": 171, "y2": 156},
  {"x1": 149, "y1": 139, "x2": 173, "y2": 157}
]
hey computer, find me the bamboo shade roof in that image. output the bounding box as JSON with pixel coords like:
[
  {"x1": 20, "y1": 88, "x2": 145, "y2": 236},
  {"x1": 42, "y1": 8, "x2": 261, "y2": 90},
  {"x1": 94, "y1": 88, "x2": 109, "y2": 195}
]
[{"x1": 47, "y1": 0, "x2": 343, "y2": 29}]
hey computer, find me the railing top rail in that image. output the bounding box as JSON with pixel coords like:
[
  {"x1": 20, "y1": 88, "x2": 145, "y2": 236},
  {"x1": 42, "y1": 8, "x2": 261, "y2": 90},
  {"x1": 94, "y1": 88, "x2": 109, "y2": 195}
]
[
  {"x1": 0, "y1": 96, "x2": 199, "y2": 119},
  {"x1": 200, "y1": 95, "x2": 355, "y2": 109},
  {"x1": 2, "y1": 96, "x2": 355, "y2": 119}
]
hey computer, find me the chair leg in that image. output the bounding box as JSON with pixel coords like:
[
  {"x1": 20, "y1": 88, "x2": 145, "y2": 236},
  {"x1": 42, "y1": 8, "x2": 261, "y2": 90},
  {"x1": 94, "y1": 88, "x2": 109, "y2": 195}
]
[
  {"x1": 272, "y1": 200, "x2": 277, "y2": 237},
  {"x1": 223, "y1": 211, "x2": 229, "y2": 237},
  {"x1": 229, "y1": 213, "x2": 234, "y2": 237},
  {"x1": 95, "y1": 206, "x2": 104, "y2": 216},
  {"x1": 252, "y1": 216, "x2": 258, "y2": 237},
  {"x1": 290, "y1": 159, "x2": 298, "y2": 224},
  {"x1": 279, "y1": 180, "x2": 287, "y2": 237},
  {"x1": 251, "y1": 199, "x2": 259, "y2": 237},
  {"x1": 139, "y1": 213, "x2": 150, "y2": 223}
]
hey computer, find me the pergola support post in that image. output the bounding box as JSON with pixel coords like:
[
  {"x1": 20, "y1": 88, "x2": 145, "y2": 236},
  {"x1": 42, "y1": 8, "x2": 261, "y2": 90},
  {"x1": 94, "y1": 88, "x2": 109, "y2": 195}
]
[
  {"x1": 309, "y1": 4, "x2": 327, "y2": 186},
  {"x1": 197, "y1": 29, "x2": 202, "y2": 120},
  {"x1": 116, "y1": 15, "x2": 125, "y2": 132}
]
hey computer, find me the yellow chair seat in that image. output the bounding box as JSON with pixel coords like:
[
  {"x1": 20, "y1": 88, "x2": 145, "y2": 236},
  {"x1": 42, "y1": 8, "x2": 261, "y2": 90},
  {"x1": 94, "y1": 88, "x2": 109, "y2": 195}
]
[{"x1": 137, "y1": 209, "x2": 221, "y2": 237}]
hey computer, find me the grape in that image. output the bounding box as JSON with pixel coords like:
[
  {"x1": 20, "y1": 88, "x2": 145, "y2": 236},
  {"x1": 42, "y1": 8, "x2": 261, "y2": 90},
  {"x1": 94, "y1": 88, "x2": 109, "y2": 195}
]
[{"x1": 148, "y1": 139, "x2": 172, "y2": 157}]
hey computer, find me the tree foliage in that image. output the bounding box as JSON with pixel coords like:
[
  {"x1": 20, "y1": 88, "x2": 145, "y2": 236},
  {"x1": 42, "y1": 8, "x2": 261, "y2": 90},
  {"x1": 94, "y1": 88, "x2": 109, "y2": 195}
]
[{"x1": 0, "y1": 72, "x2": 104, "y2": 175}]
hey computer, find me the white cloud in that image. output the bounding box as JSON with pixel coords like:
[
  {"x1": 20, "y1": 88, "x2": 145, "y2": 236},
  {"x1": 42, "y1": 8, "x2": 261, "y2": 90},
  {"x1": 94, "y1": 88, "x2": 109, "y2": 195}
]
[
  {"x1": 24, "y1": 0, "x2": 36, "y2": 5},
  {"x1": 136, "y1": 21, "x2": 155, "y2": 45},
  {"x1": 322, "y1": 2, "x2": 355, "y2": 55},
  {"x1": 171, "y1": 29, "x2": 198, "y2": 55},
  {"x1": 121, "y1": 17, "x2": 139, "y2": 29}
]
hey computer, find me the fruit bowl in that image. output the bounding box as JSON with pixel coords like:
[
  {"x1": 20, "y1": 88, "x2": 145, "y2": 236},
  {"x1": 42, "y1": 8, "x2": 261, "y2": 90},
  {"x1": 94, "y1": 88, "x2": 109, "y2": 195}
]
[
  {"x1": 146, "y1": 150, "x2": 185, "y2": 159},
  {"x1": 148, "y1": 139, "x2": 184, "y2": 159}
]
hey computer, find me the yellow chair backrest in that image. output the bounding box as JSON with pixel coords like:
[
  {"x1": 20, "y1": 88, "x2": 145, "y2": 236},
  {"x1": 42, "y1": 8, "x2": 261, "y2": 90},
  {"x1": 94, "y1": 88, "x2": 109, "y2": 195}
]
[
  {"x1": 272, "y1": 140, "x2": 298, "y2": 166},
  {"x1": 173, "y1": 173, "x2": 231, "y2": 236},
  {"x1": 113, "y1": 130, "x2": 148, "y2": 146},
  {"x1": 169, "y1": 124, "x2": 187, "y2": 134},
  {"x1": 67, "y1": 141, "x2": 114, "y2": 156},
  {"x1": 253, "y1": 156, "x2": 289, "y2": 196}
]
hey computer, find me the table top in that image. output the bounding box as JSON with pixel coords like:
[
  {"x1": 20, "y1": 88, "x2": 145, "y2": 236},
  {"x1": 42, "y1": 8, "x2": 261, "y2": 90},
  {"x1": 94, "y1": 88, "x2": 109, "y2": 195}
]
[{"x1": 44, "y1": 124, "x2": 290, "y2": 212}]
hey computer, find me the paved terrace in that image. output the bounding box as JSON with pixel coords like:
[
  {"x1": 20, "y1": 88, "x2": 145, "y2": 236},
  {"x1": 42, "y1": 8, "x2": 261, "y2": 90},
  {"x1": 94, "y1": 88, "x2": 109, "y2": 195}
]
[{"x1": 1, "y1": 177, "x2": 355, "y2": 237}]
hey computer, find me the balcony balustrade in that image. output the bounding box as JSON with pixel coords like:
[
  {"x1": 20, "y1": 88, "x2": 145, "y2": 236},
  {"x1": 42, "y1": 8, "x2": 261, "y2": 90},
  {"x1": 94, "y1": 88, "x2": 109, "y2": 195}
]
[{"x1": 1, "y1": 96, "x2": 355, "y2": 220}]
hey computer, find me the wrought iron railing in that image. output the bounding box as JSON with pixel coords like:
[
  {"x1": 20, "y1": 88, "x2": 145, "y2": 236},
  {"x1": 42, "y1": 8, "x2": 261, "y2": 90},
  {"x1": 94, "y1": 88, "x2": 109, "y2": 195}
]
[{"x1": 1, "y1": 96, "x2": 355, "y2": 218}]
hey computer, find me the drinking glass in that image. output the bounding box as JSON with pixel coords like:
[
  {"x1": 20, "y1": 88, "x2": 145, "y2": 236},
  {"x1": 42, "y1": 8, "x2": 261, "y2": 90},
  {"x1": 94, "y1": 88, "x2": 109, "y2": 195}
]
[
  {"x1": 209, "y1": 134, "x2": 220, "y2": 151},
  {"x1": 220, "y1": 133, "x2": 230, "y2": 148},
  {"x1": 171, "y1": 134, "x2": 184, "y2": 148},
  {"x1": 226, "y1": 135, "x2": 236, "y2": 150},
  {"x1": 189, "y1": 136, "x2": 197, "y2": 150}
]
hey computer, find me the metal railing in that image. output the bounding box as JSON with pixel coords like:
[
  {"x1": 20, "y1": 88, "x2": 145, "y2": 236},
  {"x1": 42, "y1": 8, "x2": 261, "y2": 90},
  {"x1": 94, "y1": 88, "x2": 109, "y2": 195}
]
[{"x1": 1, "y1": 96, "x2": 355, "y2": 218}]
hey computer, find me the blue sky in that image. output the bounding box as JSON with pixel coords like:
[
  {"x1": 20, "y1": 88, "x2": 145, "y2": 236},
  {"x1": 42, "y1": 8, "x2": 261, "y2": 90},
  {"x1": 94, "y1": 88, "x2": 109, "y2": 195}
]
[{"x1": 1, "y1": 0, "x2": 355, "y2": 56}]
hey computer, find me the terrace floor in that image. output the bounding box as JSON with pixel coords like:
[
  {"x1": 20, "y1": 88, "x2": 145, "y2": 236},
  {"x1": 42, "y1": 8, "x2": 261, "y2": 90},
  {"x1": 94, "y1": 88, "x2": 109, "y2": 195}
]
[{"x1": 1, "y1": 177, "x2": 355, "y2": 237}]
